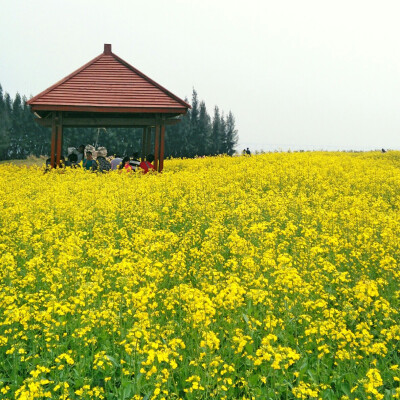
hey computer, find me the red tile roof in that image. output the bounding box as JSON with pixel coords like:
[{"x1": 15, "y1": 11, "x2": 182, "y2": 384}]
[{"x1": 28, "y1": 44, "x2": 190, "y2": 114}]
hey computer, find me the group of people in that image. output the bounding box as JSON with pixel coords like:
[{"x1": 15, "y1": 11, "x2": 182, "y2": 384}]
[{"x1": 46, "y1": 145, "x2": 155, "y2": 174}]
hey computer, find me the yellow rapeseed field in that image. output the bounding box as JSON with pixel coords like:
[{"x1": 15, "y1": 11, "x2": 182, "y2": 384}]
[{"x1": 0, "y1": 152, "x2": 400, "y2": 400}]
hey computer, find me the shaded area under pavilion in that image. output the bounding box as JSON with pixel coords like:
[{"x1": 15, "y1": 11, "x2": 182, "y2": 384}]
[{"x1": 27, "y1": 44, "x2": 191, "y2": 171}]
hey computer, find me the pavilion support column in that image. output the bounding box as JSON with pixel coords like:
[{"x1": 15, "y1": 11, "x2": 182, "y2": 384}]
[
  {"x1": 141, "y1": 128, "x2": 146, "y2": 161},
  {"x1": 154, "y1": 124, "x2": 160, "y2": 172},
  {"x1": 159, "y1": 124, "x2": 165, "y2": 172}
]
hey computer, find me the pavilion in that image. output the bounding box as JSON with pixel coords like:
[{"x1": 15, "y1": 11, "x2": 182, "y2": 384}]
[{"x1": 27, "y1": 44, "x2": 191, "y2": 171}]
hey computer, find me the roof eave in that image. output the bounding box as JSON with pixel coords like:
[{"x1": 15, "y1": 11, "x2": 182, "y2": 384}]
[{"x1": 29, "y1": 104, "x2": 188, "y2": 114}]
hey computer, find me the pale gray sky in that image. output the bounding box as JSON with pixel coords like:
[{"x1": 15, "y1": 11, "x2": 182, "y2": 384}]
[{"x1": 1, "y1": 0, "x2": 400, "y2": 151}]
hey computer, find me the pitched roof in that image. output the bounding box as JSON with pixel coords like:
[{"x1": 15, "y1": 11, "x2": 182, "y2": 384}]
[{"x1": 28, "y1": 44, "x2": 190, "y2": 114}]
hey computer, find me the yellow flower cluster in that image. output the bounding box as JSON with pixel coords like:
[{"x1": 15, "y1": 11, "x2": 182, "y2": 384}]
[{"x1": 0, "y1": 151, "x2": 400, "y2": 399}]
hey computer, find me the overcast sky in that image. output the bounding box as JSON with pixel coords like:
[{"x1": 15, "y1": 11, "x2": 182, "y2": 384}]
[{"x1": 1, "y1": 0, "x2": 400, "y2": 151}]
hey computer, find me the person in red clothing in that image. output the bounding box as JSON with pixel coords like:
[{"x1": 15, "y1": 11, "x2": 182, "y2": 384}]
[
  {"x1": 140, "y1": 154, "x2": 155, "y2": 174},
  {"x1": 119, "y1": 156, "x2": 133, "y2": 172}
]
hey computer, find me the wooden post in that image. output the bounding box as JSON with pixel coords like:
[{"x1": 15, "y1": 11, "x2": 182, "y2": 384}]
[
  {"x1": 159, "y1": 124, "x2": 165, "y2": 172},
  {"x1": 51, "y1": 112, "x2": 56, "y2": 168},
  {"x1": 141, "y1": 127, "x2": 146, "y2": 161},
  {"x1": 154, "y1": 124, "x2": 160, "y2": 171},
  {"x1": 56, "y1": 112, "x2": 63, "y2": 167}
]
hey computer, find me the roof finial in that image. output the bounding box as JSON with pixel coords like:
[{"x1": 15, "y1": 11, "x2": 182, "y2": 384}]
[{"x1": 104, "y1": 44, "x2": 112, "y2": 55}]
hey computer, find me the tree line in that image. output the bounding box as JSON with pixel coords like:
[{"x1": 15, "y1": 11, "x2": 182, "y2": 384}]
[{"x1": 0, "y1": 85, "x2": 238, "y2": 161}]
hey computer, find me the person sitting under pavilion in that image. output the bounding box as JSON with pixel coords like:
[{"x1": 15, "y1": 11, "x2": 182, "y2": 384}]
[
  {"x1": 139, "y1": 154, "x2": 155, "y2": 174},
  {"x1": 83, "y1": 151, "x2": 97, "y2": 171}
]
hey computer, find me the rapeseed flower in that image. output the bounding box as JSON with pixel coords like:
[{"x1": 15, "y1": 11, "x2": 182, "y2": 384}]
[{"x1": 0, "y1": 152, "x2": 400, "y2": 398}]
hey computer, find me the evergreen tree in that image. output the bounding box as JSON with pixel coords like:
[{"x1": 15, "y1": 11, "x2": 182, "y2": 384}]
[
  {"x1": 198, "y1": 101, "x2": 211, "y2": 156},
  {"x1": 4, "y1": 92, "x2": 12, "y2": 116},
  {"x1": 189, "y1": 89, "x2": 200, "y2": 157},
  {"x1": 3, "y1": 93, "x2": 14, "y2": 159},
  {"x1": 0, "y1": 84, "x2": 3, "y2": 113},
  {"x1": 165, "y1": 96, "x2": 191, "y2": 158},
  {"x1": 0, "y1": 85, "x2": 11, "y2": 159},
  {"x1": 8, "y1": 93, "x2": 23, "y2": 158},
  {"x1": 22, "y1": 95, "x2": 36, "y2": 156},
  {"x1": 165, "y1": 113, "x2": 186, "y2": 157},
  {"x1": 181, "y1": 101, "x2": 192, "y2": 157},
  {"x1": 23, "y1": 95, "x2": 49, "y2": 157},
  {"x1": 219, "y1": 112, "x2": 227, "y2": 154},
  {"x1": 211, "y1": 106, "x2": 221, "y2": 155},
  {"x1": 225, "y1": 111, "x2": 238, "y2": 156},
  {"x1": 0, "y1": 84, "x2": 239, "y2": 161}
]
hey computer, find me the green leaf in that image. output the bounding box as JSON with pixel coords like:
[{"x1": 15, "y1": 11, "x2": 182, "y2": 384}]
[
  {"x1": 245, "y1": 343, "x2": 253, "y2": 354},
  {"x1": 307, "y1": 370, "x2": 318, "y2": 383},
  {"x1": 339, "y1": 381, "x2": 351, "y2": 396},
  {"x1": 105, "y1": 354, "x2": 119, "y2": 368},
  {"x1": 248, "y1": 374, "x2": 260, "y2": 387}
]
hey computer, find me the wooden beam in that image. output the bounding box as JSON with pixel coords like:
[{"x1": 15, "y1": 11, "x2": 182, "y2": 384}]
[
  {"x1": 35, "y1": 117, "x2": 182, "y2": 128},
  {"x1": 159, "y1": 124, "x2": 165, "y2": 172},
  {"x1": 154, "y1": 124, "x2": 160, "y2": 172}
]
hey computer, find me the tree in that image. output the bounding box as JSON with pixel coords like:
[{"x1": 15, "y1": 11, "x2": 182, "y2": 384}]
[
  {"x1": 219, "y1": 112, "x2": 227, "y2": 154},
  {"x1": 0, "y1": 84, "x2": 3, "y2": 113},
  {"x1": 22, "y1": 95, "x2": 49, "y2": 157},
  {"x1": 165, "y1": 96, "x2": 191, "y2": 158},
  {"x1": 198, "y1": 101, "x2": 211, "y2": 156},
  {"x1": 0, "y1": 85, "x2": 11, "y2": 159},
  {"x1": 211, "y1": 106, "x2": 221, "y2": 155},
  {"x1": 225, "y1": 111, "x2": 238, "y2": 156},
  {"x1": 8, "y1": 92, "x2": 25, "y2": 158},
  {"x1": 2, "y1": 93, "x2": 14, "y2": 159},
  {"x1": 188, "y1": 89, "x2": 200, "y2": 157},
  {"x1": 0, "y1": 84, "x2": 239, "y2": 161}
]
